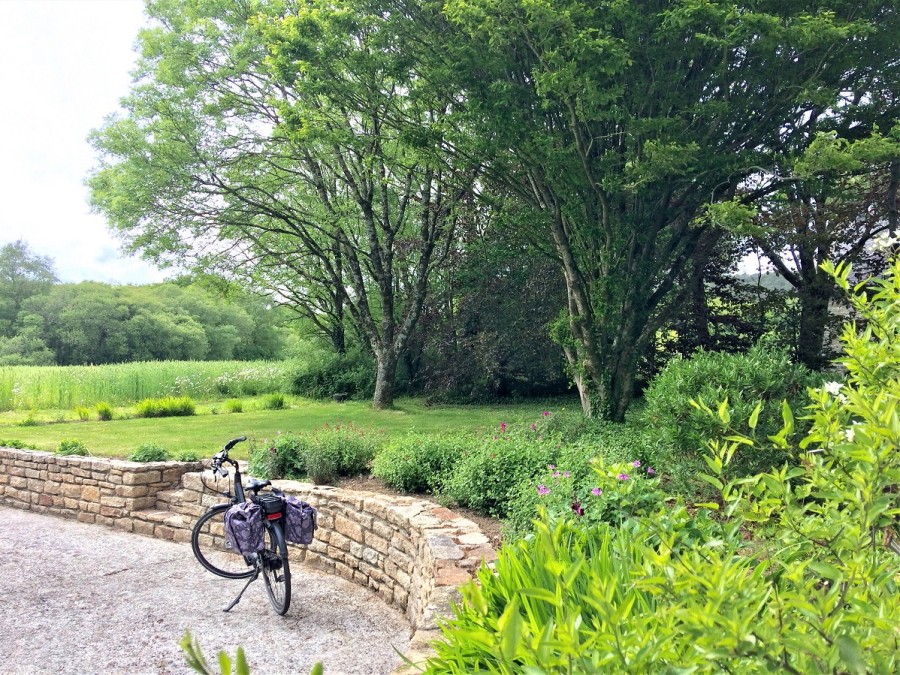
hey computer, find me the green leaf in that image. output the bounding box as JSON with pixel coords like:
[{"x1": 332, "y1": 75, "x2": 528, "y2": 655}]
[
  {"x1": 309, "y1": 664, "x2": 324, "y2": 675},
  {"x1": 808, "y1": 561, "x2": 842, "y2": 581},
  {"x1": 217, "y1": 652, "x2": 232, "y2": 675},
  {"x1": 519, "y1": 588, "x2": 560, "y2": 606},
  {"x1": 235, "y1": 648, "x2": 250, "y2": 675},
  {"x1": 780, "y1": 400, "x2": 795, "y2": 436},
  {"x1": 748, "y1": 401, "x2": 762, "y2": 430},
  {"x1": 717, "y1": 398, "x2": 731, "y2": 425},
  {"x1": 697, "y1": 474, "x2": 724, "y2": 490},
  {"x1": 693, "y1": 502, "x2": 720, "y2": 510},
  {"x1": 498, "y1": 599, "x2": 523, "y2": 662},
  {"x1": 836, "y1": 635, "x2": 867, "y2": 675}
]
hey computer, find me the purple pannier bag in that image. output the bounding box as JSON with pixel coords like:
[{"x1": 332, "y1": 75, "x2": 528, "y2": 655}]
[
  {"x1": 284, "y1": 496, "x2": 317, "y2": 545},
  {"x1": 224, "y1": 502, "x2": 265, "y2": 555}
]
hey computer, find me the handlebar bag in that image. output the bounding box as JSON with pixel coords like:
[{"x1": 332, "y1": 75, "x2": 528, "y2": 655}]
[
  {"x1": 284, "y1": 496, "x2": 317, "y2": 545},
  {"x1": 224, "y1": 502, "x2": 265, "y2": 555}
]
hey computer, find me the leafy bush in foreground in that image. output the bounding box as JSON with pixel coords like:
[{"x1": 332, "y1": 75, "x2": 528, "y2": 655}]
[
  {"x1": 57, "y1": 439, "x2": 89, "y2": 456},
  {"x1": 426, "y1": 255, "x2": 900, "y2": 673}
]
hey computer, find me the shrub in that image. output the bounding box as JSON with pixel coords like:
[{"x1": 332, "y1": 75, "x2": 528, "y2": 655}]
[
  {"x1": 74, "y1": 406, "x2": 92, "y2": 421},
  {"x1": 248, "y1": 433, "x2": 309, "y2": 480},
  {"x1": 303, "y1": 423, "x2": 381, "y2": 484},
  {"x1": 0, "y1": 438, "x2": 37, "y2": 450},
  {"x1": 640, "y1": 343, "x2": 820, "y2": 492},
  {"x1": 95, "y1": 401, "x2": 114, "y2": 421},
  {"x1": 57, "y1": 439, "x2": 89, "y2": 456},
  {"x1": 260, "y1": 392, "x2": 286, "y2": 410},
  {"x1": 128, "y1": 442, "x2": 170, "y2": 462},
  {"x1": 427, "y1": 254, "x2": 900, "y2": 674},
  {"x1": 373, "y1": 434, "x2": 464, "y2": 494},
  {"x1": 288, "y1": 349, "x2": 375, "y2": 400},
  {"x1": 176, "y1": 449, "x2": 201, "y2": 462},
  {"x1": 445, "y1": 433, "x2": 557, "y2": 518},
  {"x1": 224, "y1": 399, "x2": 243, "y2": 413},
  {"x1": 135, "y1": 396, "x2": 196, "y2": 418}
]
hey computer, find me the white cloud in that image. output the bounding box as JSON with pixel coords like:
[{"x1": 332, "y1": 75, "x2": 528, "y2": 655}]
[{"x1": 0, "y1": 0, "x2": 170, "y2": 284}]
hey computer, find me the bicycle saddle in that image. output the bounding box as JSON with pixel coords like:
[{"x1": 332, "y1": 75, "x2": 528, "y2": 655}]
[{"x1": 246, "y1": 478, "x2": 271, "y2": 492}]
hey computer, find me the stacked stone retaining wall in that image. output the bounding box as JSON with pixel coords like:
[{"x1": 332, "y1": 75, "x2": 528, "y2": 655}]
[{"x1": 0, "y1": 448, "x2": 496, "y2": 672}]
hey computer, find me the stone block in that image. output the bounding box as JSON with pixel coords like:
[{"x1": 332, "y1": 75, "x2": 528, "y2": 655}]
[
  {"x1": 365, "y1": 532, "x2": 390, "y2": 555},
  {"x1": 123, "y1": 470, "x2": 161, "y2": 486},
  {"x1": 81, "y1": 485, "x2": 101, "y2": 502},
  {"x1": 9, "y1": 476, "x2": 27, "y2": 489},
  {"x1": 100, "y1": 495, "x2": 127, "y2": 508},
  {"x1": 115, "y1": 519, "x2": 134, "y2": 533},
  {"x1": 173, "y1": 529, "x2": 191, "y2": 544},
  {"x1": 76, "y1": 512, "x2": 96, "y2": 524},
  {"x1": 115, "y1": 484, "x2": 149, "y2": 498},
  {"x1": 133, "y1": 520, "x2": 155, "y2": 537},
  {"x1": 334, "y1": 514, "x2": 364, "y2": 542},
  {"x1": 154, "y1": 525, "x2": 176, "y2": 540}
]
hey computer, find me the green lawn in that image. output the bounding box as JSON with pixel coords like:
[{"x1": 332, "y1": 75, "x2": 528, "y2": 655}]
[{"x1": 0, "y1": 397, "x2": 559, "y2": 459}]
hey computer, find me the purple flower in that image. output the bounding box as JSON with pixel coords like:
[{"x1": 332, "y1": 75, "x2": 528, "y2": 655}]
[
  {"x1": 617, "y1": 473, "x2": 630, "y2": 481},
  {"x1": 537, "y1": 484, "x2": 550, "y2": 496},
  {"x1": 552, "y1": 471, "x2": 561, "y2": 478},
  {"x1": 548, "y1": 464, "x2": 556, "y2": 470},
  {"x1": 571, "y1": 500, "x2": 584, "y2": 516},
  {"x1": 632, "y1": 460, "x2": 641, "y2": 468},
  {"x1": 647, "y1": 467, "x2": 655, "y2": 476},
  {"x1": 591, "y1": 487, "x2": 602, "y2": 496},
  {"x1": 542, "y1": 411, "x2": 551, "y2": 417},
  {"x1": 563, "y1": 471, "x2": 570, "y2": 478},
  {"x1": 499, "y1": 422, "x2": 507, "y2": 432}
]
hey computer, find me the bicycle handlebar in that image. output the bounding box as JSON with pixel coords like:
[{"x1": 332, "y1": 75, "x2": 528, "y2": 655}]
[{"x1": 210, "y1": 436, "x2": 247, "y2": 473}]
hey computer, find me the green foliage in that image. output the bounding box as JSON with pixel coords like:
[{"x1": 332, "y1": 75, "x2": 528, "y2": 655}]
[
  {"x1": 95, "y1": 401, "x2": 114, "y2": 421},
  {"x1": 288, "y1": 350, "x2": 375, "y2": 401},
  {"x1": 372, "y1": 434, "x2": 464, "y2": 494},
  {"x1": 223, "y1": 398, "x2": 243, "y2": 413},
  {"x1": 304, "y1": 423, "x2": 380, "y2": 484},
  {"x1": 259, "y1": 392, "x2": 286, "y2": 410},
  {"x1": 74, "y1": 405, "x2": 92, "y2": 421},
  {"x1": 129, "y1": 443, "x2": 170, "y2": 462},
  {"x1": 505, "y1": 457, "x2": 664, "y2": 538},
  {"x1": 56, "y1": 439, "x2": 89, "y2": 456},
  {"x1": 445, "y1": 431, "x2": 557, "y2": 518},
  {"x1": 181, "y1": 631, "x2": 249, "y2": 675},
  {"x1": 250, "y1": 424, "x2": 379, "y2": 484},
  {"x1": 175, "y1": 449, "x2": 201, "y2": 462},
  {"x1": 0, "y1": 438, "x2": 37, "y2": 450},
  {"x1": 249, "y1": 433, "x2": 310, "y2": 480},
  {"x1": 135, "y1": 396, "x2": 196, "y2": 418},
  {"x1": 640, "y1": 344, "x2": 820, "y2": 492},
  {"x1": 428, "y1": 254, "x2": 900, "y2": 673}
]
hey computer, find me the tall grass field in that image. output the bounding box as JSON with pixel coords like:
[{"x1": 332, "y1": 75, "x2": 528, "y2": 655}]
[{"x1": 0, "y1": 361, "x2": 288, "y2": 411}]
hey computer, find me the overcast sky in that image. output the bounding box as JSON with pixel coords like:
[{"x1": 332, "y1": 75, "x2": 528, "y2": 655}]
[{"x1": 0, "y1": 0, "x2": 170, "y2": 284}]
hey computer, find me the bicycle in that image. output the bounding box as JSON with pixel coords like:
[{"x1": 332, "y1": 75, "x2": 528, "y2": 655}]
[{"x1": 190, "y1": 436, "x2": 292, "y2": 615}]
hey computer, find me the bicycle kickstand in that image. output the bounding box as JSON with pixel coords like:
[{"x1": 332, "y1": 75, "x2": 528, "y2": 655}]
[{"x1": 224, "y1": 568, "x2": 259, "y2": 612}]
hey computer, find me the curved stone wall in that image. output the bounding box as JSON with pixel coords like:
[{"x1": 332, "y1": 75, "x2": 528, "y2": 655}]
[{"x1": 0, "y1": 448, "x2": 496, "y2": 672}]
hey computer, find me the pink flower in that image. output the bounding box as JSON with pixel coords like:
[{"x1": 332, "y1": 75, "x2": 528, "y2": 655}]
[
  {"x1": 632, "y1": 460, "x2": 641, "y2": 468},
  {"x1": 499, "y1": 422, "x2": 507, "y2": 433},
  {"x1": 571, "y1": 500, "x2": 584, "y2": 516},
  {"x1": 541, "y1": 411, "x2": 551, "y2": 417},
  {"x1": 563, "y1": 471, "x2": 570, "y2": 478},
  {"x1": 537, "y1": 484, "x2": 550, "y2": 496},
  {"x1": 647, "y1": 467, "x2": 655, "y2": 476},
  {"x1": 591, "y1": 487, "x2": 602, "y2": 496},
  {"x1": 548, "y1": 464, "x2": 556, "y2": 470},
  {"x1": 553, "y1": 471, "x2": 560, "y2": 478},
  {"x1": 530, "y1": 423, "x2": 537, "y2": 432},
  {"x1": 617, "y1": 473, "x2": 630, "y2": 481}
]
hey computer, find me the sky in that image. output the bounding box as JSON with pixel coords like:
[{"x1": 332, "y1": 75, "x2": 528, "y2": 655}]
[{"x1": 0, "y1": 0, "x2": 170, "y2": 284}]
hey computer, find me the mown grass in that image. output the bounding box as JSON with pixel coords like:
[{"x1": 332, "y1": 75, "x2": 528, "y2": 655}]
[
  {"x1": 0, "y1": 361, "x2": 288, "y2": 411},
  {"x1": 0, "y1": 397, "x2": 558, "y2": 460}
]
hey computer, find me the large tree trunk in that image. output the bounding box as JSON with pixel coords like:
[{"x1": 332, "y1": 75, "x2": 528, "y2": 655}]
[
  {"x1": 796, "y1": 278, "x2": 833, "y2": 370},
  {"x1": 372, "y1": 349, "x2": 399, "y2": 409}
]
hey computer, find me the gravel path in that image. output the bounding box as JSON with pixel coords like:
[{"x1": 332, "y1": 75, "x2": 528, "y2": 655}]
[{"x1": 0, "y1": 507, "x2": 410, "y2": 675}]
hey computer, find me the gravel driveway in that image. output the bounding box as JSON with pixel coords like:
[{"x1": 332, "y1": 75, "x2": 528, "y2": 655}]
[{"x1": 0, "y1": 507, "x2": 410, "y2": 675}]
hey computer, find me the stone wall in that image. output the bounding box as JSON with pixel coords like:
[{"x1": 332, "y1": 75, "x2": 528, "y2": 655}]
[{"x1": 0, "y1": 448, "x2": 497, "y2": 673}]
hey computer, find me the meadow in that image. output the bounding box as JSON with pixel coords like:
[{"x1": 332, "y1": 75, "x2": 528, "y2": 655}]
[{"x1": 0, "y1": 361, "x2": 288, "y2": 411}]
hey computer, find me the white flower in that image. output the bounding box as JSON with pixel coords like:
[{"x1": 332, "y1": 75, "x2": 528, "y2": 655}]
[
  {"x1": 844, "y1": 427, "x2": 854, "y2": 442},
  {"x1": 823, "y1": 381, "x2": 843, "y2": 396},
  {"x1": 871, "y1": 231, "x2": 899, "y2": 253}
]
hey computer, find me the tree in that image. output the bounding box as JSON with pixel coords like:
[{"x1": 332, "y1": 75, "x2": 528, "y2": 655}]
[
  {"x1": 397, "y1": 0, "x2": 899, "y2": 419},
  {"x1": 89, "y1": 0, "x2": 471, "y2": 408},
  {"x1": 0, "y1": 240, "x2": 57, "y2": 337},
  {"x1": 747, "y1": 130, "x2": 900, "y2": 369}
]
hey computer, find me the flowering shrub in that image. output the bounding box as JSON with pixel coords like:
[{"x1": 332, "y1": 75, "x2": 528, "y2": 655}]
[
  {"x1": 427, "y1": 253, "x2": 900, "y2": 673},
  {"x1": 505, "y1": 458, "x2": 663, "y2": 537}
]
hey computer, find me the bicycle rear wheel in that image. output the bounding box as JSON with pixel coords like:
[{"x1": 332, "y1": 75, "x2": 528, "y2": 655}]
[
  {"x1": 260, "y1": 520, "x2": 291, "y2": 614},
  {"x1": 191, "y1": 505, "x2": 255, "y2": 579}
]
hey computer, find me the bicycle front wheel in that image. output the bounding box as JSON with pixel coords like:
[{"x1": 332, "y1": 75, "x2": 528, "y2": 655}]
[
  {"x1": 260, "y1": 520, "x2": 291, "y2": 615},
  {"x1": 191, "y1": 505, "x2": 255, "y2": 579}
]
